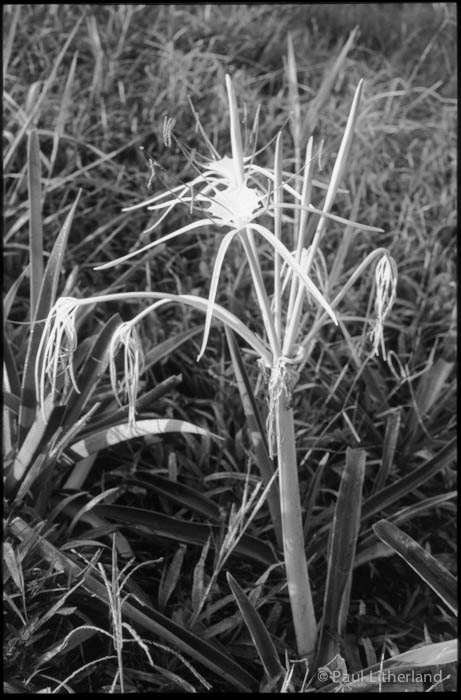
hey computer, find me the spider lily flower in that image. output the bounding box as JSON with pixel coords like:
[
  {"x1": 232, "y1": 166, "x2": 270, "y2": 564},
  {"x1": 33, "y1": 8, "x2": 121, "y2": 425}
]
[{"x1": 196, "y1": 179, "x2": 264, "y2": 230}]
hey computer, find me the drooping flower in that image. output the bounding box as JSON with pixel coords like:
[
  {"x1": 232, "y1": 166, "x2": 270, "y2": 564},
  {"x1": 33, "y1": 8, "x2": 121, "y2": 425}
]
[
  {"x1": 109, "y1": 322, "x2": 143, "y2": 428},
  {"x1": 35, "y1": 297, "x2": 81, "y2": 413},
  {"x1": 370, "y1": 254, "x2": 398, "y2": 359}
]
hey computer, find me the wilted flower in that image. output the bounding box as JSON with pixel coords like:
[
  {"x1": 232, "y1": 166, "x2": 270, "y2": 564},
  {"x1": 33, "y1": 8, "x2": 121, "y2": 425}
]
[
  {"x1": 35, "y1": 296, "x2": 81, "y2": 413},
  {"x1": 109, "y1": 322, "x2": 143, "y2": 428},
  {"x1": 370, "y1": 254, "x2": 398, "y2": 359}
]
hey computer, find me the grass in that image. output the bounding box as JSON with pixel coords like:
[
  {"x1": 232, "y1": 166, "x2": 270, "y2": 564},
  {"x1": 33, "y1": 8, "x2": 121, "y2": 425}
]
[{"x1": 3, "y1": 3, "x2": 457, "y2": 693}]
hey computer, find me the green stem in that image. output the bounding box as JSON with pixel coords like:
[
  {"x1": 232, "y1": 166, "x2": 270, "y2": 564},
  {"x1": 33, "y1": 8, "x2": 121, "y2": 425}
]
[
  {"x1": 273, "y1": 368, "x2": 316, "y2": 662},
  {"x1": 240, "y1": 229, "x2": 281, "y2": 358}
]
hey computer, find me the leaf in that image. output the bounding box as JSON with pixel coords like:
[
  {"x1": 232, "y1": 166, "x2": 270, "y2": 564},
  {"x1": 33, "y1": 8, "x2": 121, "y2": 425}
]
[
  {"x1": 49, "y1": 51, "x2": 78, "y2": 175},
  {"x1": 303, "y1": 26, "x2": 358, "y2": 140},
  {"x1": 93, "y1": 505, "x2": 277, "y2": 568},
  {"x1": 361, "y1": 437, "x2": 457, "y2": 521},
  {"x1": 225, "y1": 327, "x2": 281, "y2": 547},
  {"x1": 227, "y1": 572, "x2": 283, "y2": 681},
  {"x1": 408, "y1": 358, "x2": 454, "y2": 439},
  {"x1": 3, "y1": 328, "x2": 21, "y2": 397},
  {"x1": 372, "y1": 407, "x2": 401, "y2": 493},
  {"x1": 130, "y1": 472, "x2": 221, "y2": 522},
  {"x1": 142, "y1": 326, "x2": 203, "y2": 370},
  {"x1": 158, "y1": 545, "x2": 186, "y2": 611},
  {"x1": 373, "y1": 519, "x2": 457, "y2": 615},
  {"x1": 286, "y1": 33, "x2": 302, "y2": 146},
  {"x1": 70, "y1": 418, "x2": 215, "y2": 458},
  {"x1": 61, "y1": 313, "x2": 121, "y2": 430},
  {"x1": 315, "y1": 448, "x2": 366, "y2": 668},
  {"x1": 76, "y1": 375, "x2": 183, "y2": 436},
  {"x1": 5, "y1": 399, "x2": 65, "y2": 499},
  {"x1": 3, "y1": 542, "x2": 24, "y2": 592},
  {"x1": 18, "y1": 190, "x2": 82, "y2": 443},
  {"x1": 192, "y1": 538, "x2": 211, "y2": 615},
  {"x1": 27, "y1": 129, "x2": 44, "y2": 317},
  {"x1": 357, "y1": 490, "x2": 456, "y2": 560}
]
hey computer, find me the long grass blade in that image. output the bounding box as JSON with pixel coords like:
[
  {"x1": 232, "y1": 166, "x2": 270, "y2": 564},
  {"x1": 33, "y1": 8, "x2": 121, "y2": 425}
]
[
  {"x1": 7, "y1": 404, "x2": 67, "y2": 501},
  {"x1": 49, "y1": 50, "x2": 78, "y2": 176},
  {"x1": 70, "y1": 418, "x2": 215, "y2": 459},
  {"x1": 142, "y1": 326, "x2": 202, "y2": 370},
  {"x1": 357, "y1": 490, "x2": 456, "y2": 560},
  {"x1": 302, "y1": 25, "x2": 358, "y2": 141},
  {"x1": 315, "y1": 447, "x2": 366, "y2": 668},
  {"x1": 129, "y1": 472, "x2": 221, "y2": 522},
  {"x1": 372, "y1": 407, "x2": 402, "y2": 494},
  {"x1": 18, "y1": 190, "x2": 82, "y2": 444},
  {"x1": 227, "y1": 572, "x2": 283, "y2": 681},
  {"x1": 93, "y1": 504, "x2": 277, "y2": 568},
  {"x1": 158, "y1": 545, "x2": 186, "y2": 611},
  {"x1": 225, "y1": 327, "x2": 282, "y2": 548},
  {"x1": 61, "y1": 314, "x2": 121, "y2": 430},
  {"x1": 3, "y1": 4, "x2": 21, "y2": 79},
  {"x1": 3, "y1": 328, "x2": 21, "y2": 398},
  {"x1": 27, "y1": 129, "x2": 44, "y2": 318},
  {"x1": 75, "y1": 375, "x2": 183, "y2": 436},
  {"x1": 373, "y1": 519, "x2": 457, "y2": 615},
  {"x1": 273, "y1": 131, "x2": 283, "y2": 339},
  {"x1": 407, "y1": 358, "x2": 454, "y2": 440},
  {"x1": 361, "y1": 436, "x2": 457, "y2": 521},
  {"x1": 305, "y1": 80, "x2": 363, "y2": 277}
]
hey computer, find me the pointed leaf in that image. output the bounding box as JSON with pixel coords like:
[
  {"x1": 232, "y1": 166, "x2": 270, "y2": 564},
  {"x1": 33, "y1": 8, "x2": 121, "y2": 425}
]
[
  {"x1": 27, "y1": 129, "x2": 44, "y2": 317},
  {"x1": 315, "y1": 447, "x2": 366, "y2": 668},
  {"x1": 3, "y1": 328, "x2": 21, "y2": 397},
  {"x1": 143, "y1": 326, "x2": 202, "y2": 370},
  {"x1": 5, "y1": 400, "x2": 65, "y2": 499},
  {"x1": 225, "y1": 327, "x2": 281, "y2": 548},
  {"x1": 18, "y1": 190, "x2": 82, "y2": 443},
  {"x1": 373, "y1": 519, "x2": 457, "y2": 615},
  {"x1": 130, "y1": 472, "x2": 221, "y2": 521},
  {"x1": 77, "y1": 375, "x2": 183, "y2": 435},
  {"x1": 227, "y1": 572, "x2": 283, "y2": 681},
  {"x1": 158, "y1": 545, "x2": 186, "y2": 611},
  {"x1": 61, "y1": 313, "x2": 121, "y2": 429},
  {"x1": 70, "y1": 418, "x2": 214, "y2": 458},
  {"x1": 93, "y1": 504, "x2": 277, "y2": 567}
]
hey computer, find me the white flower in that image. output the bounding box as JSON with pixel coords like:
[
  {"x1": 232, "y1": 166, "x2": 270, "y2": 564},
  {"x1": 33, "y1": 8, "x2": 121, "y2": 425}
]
[{"x1": 197, "y1": 181, "x2": 264, "y2": 229}]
